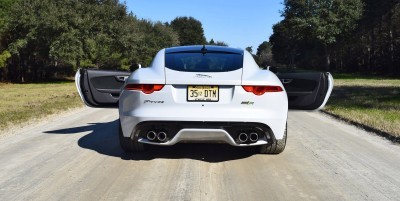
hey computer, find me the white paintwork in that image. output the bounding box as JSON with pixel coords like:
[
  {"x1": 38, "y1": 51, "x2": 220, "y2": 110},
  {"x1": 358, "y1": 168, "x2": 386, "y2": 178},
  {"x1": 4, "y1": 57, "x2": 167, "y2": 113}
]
[
  {"x1": 118, "y1": 48, "x2": 288, "y2": 142},
  {"x1": 316, "y1": 73, "x2": 334, "y2": 110},
  {"x1": 119, "y1": 84, "x2": 288, "y2": 140},
  {"x1": 128, "y1": 49, "x2": 166, "y2": 84},
  {"x1": 74, "y1": 70, "x2": 91, "y2": 107}
]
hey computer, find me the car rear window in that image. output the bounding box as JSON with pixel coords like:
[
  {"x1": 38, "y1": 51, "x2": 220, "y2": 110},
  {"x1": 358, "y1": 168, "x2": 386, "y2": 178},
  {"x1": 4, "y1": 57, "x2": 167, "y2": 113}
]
[{"x1": 165, "y1": 52, "x2": 243, "y2": 72}]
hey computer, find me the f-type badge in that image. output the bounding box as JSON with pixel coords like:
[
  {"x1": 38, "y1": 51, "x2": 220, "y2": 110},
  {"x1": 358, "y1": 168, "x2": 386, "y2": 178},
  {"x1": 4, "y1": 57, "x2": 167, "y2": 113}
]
[
  {"x1": 144, "y1": 100, "x2": 164, "y2": 104},
  {"x1": 194, "y1": 74, "x2": 212, "y2": 79}
]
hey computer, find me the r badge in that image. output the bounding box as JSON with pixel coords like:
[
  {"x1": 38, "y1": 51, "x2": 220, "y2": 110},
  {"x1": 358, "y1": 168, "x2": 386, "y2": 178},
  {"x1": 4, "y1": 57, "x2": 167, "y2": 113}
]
[{"x1": 241, "y1": 101, "x2": 254, "y2": 105}]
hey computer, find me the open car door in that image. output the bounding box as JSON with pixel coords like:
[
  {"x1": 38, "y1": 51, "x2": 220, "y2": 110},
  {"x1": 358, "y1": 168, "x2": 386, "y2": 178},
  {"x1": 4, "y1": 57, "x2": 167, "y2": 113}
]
[
  {"x1": 277, "y1": 72, "x2": 333, "y2": 110},
  {"x1": 75, "y1": 69, "x2": 131, "y2": 108}
]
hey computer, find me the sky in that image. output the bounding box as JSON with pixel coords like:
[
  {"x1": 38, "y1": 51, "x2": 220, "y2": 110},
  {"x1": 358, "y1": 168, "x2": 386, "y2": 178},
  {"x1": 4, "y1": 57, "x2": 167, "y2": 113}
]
[{"x1": 125, "y1": 0, "x2": 284, "y2": 51}]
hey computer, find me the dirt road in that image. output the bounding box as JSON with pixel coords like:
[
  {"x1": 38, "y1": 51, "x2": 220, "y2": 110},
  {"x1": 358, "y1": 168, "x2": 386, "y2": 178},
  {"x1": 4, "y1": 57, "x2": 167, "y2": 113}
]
[{"x1": 1, "y1": 108, "x2": 399, "y2": 201}]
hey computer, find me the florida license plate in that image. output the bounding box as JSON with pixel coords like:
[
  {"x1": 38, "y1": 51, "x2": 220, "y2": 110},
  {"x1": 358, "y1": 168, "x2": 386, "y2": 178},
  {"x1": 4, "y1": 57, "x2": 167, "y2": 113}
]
[{"x1": 187, "y1": 86, "x2": 219, "y2": 102}]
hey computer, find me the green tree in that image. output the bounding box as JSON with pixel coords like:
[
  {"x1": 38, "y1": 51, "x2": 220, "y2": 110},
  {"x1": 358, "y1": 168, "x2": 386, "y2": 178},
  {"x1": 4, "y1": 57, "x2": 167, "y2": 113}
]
[
  {"x1": 0, "y1": 0, "x2": 18, "y2": 75},
  {"x1": 214, "y1": 41, "x2": 228, "y2": 46},
  {"x1": 256, "y1": 41, "x2": 274, "y2": 67},
  {"x1": 0, "y1": 50, "x2": 11, "y2": 68},
  {"x1": 0, "y1": 0, "x2": 17, "y2": 33},
  {"x1": 270, "y1": 20, "x2": 301, "y2": 68},
  {"x1": 207, "y1": 39, "x2": 228, "y2": 46},
  {"x1": 1, "y1": 0, "x2": 179, "y2": 81},
  {"x1": 209, "y1": 38, "x2": 215, "y2": 45},
  {"x1": 347, "y1": 0, "x2": 399, "y2": 75},
  {"x1": 275, "y1": 0, "x2": 364, "y2": 70},
  {"x1": 170, "y1": 16, "x2": 207, "y2": 46},
  {"x1": 270, "y1": 0, "x2": 399, "y2": 75},
  {"x1": 245, "y1": 46, "x2": 253, "y2": 54},
  {"x1": 135, "y1": 20, "x2": 179, "y2": 66}
]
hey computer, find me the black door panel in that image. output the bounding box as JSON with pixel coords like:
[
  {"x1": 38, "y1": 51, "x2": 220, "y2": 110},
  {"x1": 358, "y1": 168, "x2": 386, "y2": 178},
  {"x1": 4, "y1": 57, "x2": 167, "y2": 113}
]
[
  {"x1": 277, "y1": 72, "x2": 333, "y2": 110},
  {"x1": 77, "y1": 69, "x2": 131, "y2": 108}
]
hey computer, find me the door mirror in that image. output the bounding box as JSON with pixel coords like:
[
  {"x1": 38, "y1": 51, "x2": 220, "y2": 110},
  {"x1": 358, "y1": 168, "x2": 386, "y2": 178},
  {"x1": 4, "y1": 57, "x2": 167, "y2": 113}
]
[
  {"x1": 130, "y1": 63, "x2": 140, "y2": 72},
  {"x1": 264, "y1": 66, "x2": 278, "y2": 73}
]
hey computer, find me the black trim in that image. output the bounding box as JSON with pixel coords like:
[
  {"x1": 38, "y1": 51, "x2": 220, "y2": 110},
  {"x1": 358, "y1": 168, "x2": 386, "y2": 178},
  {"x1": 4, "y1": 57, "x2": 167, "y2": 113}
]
[
  {"x1": 165, "y1": 45, "x2": 244, "y2": 55},
  {"x1": 165, "y1": 50, "x2": 242, "y2": 55},
  {"x1": 165, "y1": 51, "x2": 243, "y2": 73}
]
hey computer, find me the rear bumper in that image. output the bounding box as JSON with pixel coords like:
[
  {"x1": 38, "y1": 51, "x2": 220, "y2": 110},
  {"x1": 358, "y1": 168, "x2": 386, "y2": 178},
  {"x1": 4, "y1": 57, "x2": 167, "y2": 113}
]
[
  {"x1": 120, "y1": 107, "x2": 287, "y2": 145},
  {"x1": 120, "y1": 104, "x2": 287, "y2": 137},
  {"x1": 119, "y1": 85, "x2": 288, "y2": 143},
  {"x1": 128, "y1": 121, "x2": 275, "y2": 146}
]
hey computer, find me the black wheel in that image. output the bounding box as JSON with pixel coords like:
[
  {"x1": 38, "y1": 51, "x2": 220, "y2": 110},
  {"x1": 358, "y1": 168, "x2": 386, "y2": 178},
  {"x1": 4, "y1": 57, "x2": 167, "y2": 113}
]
[
  {"x1": 118, "y1": 120, "x2": 146, "y2": 153},
  {"x1": 259, "y1": 123, "x2": 287, "y2": 154}
]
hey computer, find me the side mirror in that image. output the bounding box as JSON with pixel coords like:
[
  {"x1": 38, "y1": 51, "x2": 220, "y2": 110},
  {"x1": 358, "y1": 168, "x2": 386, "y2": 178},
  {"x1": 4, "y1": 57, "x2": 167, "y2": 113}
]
[
  {"x1": 265, "y1": 66, "x2": 278, "y2": 73},
  {"x1": 130, "y1": 63, "x2": 140, "y2": 72}
]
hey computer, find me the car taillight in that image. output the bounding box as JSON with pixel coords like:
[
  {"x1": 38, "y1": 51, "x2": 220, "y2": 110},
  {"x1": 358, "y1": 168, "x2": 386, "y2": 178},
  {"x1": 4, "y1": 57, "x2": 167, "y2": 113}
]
[
  {"x1": 242, "y1": 85, "x2": 283, "y2": 95},
  {"x1": 125, "y1": 84, "x2": 164, "y2": 94}
]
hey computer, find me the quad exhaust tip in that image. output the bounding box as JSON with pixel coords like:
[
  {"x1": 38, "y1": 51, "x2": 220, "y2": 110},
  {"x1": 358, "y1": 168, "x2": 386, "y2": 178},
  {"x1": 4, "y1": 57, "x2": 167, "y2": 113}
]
[
  {"x1": 249, "y1": 132, "x2": 259, "y2": 142},
  {"x1": 238, "y1": 133, "x2": 248, "y2": 143},
  {"x1": 146, "y1": 130, "x2": 168, "y2": 142},
  {"x1": 146, "y1": 131, "x2": 157, "y2": 141},
  {"x1": 238, "y1": 132, "x2": 259, "y2": 144},
  {"x1": 157, "y1": 131, "x2": 168, "y2": 142}
]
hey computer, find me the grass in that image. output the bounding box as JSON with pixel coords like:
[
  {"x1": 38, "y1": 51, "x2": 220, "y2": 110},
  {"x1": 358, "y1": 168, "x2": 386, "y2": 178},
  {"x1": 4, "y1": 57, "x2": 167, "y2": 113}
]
[
  {"x1": 323, "y1": 74, "x2": 400, "y2": 138},
  {"x1": 0, "y1": 81, "x2": 83, "y2": 131}
]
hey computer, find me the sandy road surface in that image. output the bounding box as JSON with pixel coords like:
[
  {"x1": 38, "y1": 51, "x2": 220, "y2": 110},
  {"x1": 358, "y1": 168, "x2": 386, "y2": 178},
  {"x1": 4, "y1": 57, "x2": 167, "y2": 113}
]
[{"x1": 0, "y1": 108, "x2": 399, "y2": 201}]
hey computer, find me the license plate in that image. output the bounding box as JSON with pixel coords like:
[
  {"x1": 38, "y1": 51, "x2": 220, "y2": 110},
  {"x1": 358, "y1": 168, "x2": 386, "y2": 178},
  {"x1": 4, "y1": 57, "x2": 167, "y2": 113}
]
[{"x1": 187, "y1": 86, "x2": 219, "y2": 102}]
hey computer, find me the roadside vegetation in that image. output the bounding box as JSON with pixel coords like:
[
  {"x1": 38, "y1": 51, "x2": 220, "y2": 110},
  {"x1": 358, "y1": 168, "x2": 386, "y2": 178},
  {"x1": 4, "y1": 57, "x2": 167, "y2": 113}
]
[
  {"x1": 324, "y1": 74, "x2": 400, "y2": 138},
  {"x1": 0, "y1": 81, "x2": 82, "y2": 131},
  {"x1": 268, "y1": 0, "x2": 400, "y2": 76},
  {"x1": 0, "y1": 1, "x2": 229, "y2": 83}
]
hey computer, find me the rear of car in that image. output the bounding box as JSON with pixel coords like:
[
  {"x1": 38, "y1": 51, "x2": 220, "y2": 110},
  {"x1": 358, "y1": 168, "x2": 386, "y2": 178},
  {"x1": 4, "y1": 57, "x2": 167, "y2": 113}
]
[{"x1": 118, "y1": 46, "x2": 288, "y2": 151}]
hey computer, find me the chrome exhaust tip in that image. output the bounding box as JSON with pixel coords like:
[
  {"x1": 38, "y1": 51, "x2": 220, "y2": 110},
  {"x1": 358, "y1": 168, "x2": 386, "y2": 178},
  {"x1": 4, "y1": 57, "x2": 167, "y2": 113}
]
[
  {"x1": 146, "y1": 131, "x2": 157, "y2": 141},
  {"x1": 157, "y1": 131, "x2": 168, "y2": 142},
  {"x1": 249, "y1": 132, "x2": 259, "y2": 142},
  {"x1": 238, "y1": 133, "x2": 248, "y2": 143}
]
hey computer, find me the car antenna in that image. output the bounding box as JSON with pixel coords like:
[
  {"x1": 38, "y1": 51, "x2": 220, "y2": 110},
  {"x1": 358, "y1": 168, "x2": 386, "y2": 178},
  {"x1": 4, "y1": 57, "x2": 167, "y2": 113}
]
[{"x1": 201, "y1": 44, "x2": 207, "y2": 55}]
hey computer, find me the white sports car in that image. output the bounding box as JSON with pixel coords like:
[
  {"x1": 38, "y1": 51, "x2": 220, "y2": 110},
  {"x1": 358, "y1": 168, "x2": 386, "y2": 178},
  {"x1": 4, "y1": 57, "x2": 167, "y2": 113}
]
[{"x1": 75, "y1": 45, "x2": 333, "y2": 154}]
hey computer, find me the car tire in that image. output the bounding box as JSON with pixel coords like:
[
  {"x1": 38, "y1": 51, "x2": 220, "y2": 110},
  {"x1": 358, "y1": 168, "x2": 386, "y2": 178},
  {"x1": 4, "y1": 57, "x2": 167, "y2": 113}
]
[
  {"x1": 118, "y1": 120, "x2": 146, "y2": 153},
  {"x1": 259, "y1": 123, "x2": 287, "y2": 154}
]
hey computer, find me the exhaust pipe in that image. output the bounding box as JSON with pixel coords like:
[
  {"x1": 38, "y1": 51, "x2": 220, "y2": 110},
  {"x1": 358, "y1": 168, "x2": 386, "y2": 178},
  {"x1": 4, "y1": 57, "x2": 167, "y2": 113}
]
[
  {"x1": 238, "y1": 133, "x2": 248, "y2": 143},
  {"x1": 157, "y1": 131, "x2": 168, "y2": 142},
  {"x1": 146, "y1": 131, "x2": 157, "y2": 141},
  {"x1": 249, "y1": 132, "x2": 259, "y2": 142}
]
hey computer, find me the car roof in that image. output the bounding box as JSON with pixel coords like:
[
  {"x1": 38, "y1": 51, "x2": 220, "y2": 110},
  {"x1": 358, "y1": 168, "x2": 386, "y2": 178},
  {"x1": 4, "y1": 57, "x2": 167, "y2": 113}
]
[{"x1": 165, "y1": 45, "x2": 244, "y2": 54}]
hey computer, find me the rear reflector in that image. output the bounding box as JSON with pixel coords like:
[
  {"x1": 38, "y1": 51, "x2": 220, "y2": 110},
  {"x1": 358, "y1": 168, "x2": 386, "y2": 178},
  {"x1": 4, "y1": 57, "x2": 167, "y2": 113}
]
[
  {"x1": 242, "y1": 85, "x2": 283, "y2": 95},
  {"x1": 125, "y1": 84, "x2": 164, "y2": 94}
]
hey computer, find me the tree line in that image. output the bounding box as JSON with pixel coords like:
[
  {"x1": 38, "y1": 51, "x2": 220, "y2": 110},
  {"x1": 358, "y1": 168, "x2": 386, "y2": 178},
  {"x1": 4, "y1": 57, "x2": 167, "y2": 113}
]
[
  {"x1": 0, "y1": 0, "x2": 223, "y2": 82},
  {"x1": 3, "y1": 0, "x2": 396, "y2": 82},
  {"x1": 267, "y1": 0, "x2": 400, "y2": 76}
]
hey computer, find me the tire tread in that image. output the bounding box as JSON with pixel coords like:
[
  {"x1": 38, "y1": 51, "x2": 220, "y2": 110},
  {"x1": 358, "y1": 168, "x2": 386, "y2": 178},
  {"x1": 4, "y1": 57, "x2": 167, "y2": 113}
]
[
  {"x1": 118, "y1": 120, "x2": 145, "y2": 153},
  {"x1": 259, "y1": 124, "x2": 287, "y2": 154}
]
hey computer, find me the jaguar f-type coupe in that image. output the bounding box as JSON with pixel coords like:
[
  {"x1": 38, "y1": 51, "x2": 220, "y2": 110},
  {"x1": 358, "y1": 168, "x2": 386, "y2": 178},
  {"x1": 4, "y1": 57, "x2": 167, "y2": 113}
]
[{"x1": 75, "y1": 45, "x2": 333, "y2": 154}]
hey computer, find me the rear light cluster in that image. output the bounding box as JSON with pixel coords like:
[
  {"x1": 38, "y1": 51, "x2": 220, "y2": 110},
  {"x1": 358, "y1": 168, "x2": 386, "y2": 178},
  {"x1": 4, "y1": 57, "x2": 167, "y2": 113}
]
[
  {"x1": 125, "y1": 84, "x2": 282, "y2": 96},
  {"x1": 125, "y1": 84, "x2": 164, "y2": 94},
  {"x1": 242, "y1": 85, "x2": 283, "y2": 95}
]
